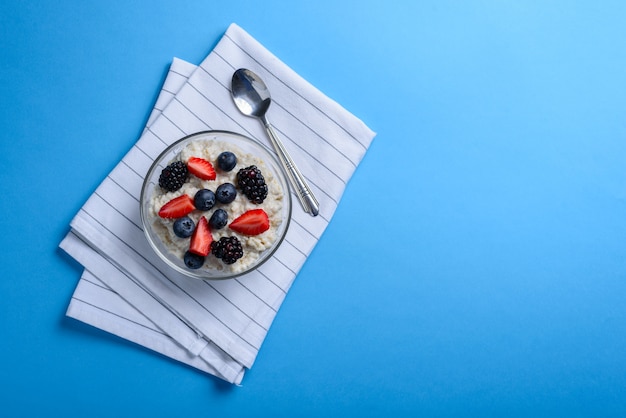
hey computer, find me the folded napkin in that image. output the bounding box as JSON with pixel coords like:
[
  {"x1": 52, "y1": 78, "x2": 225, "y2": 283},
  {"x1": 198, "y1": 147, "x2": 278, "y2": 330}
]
[{"x1": 60, "y1": 23, "x2": 375, "y2": 384}]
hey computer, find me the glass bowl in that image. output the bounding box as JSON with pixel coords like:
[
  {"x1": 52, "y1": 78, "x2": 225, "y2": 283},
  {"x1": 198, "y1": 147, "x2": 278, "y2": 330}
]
[{"x1": 140, "y1": 130, "x2": 292, "y2": 280}]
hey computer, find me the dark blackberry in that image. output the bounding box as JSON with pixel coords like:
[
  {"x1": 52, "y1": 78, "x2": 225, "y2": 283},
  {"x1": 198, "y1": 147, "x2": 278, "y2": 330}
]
[
  {"x1": 211, "y1": 236, "x2": 244, "y2": 264},
  {"x1": 237, "y1": 165, "x2": 268, "y2": 204},
  {"x1": 159, "y1": 161, "x2": 188, "y2": 192}
]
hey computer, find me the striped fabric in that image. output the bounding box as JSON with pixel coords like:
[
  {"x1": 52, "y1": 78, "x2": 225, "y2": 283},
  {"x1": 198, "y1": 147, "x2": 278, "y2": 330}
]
[{"x1": 60, "y1": 23, "x2": 375, "y2": 384}]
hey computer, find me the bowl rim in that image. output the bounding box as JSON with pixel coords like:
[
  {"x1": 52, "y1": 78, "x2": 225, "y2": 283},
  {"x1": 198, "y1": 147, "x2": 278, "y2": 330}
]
[{"x1": 140, "y1": 130, "x2": 292, "y2": 280}]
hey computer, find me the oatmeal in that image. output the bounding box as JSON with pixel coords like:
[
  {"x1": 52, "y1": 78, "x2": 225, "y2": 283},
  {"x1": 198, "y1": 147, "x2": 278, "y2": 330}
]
[{"x1": 147, "y1": 139, "x2": 285, "y2": 274}]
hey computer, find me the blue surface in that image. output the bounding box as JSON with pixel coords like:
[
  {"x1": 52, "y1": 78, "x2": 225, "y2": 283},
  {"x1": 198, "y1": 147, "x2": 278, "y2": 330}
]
[{"x1": 2, "y1": 1, "x2": 626, "y2": 416}]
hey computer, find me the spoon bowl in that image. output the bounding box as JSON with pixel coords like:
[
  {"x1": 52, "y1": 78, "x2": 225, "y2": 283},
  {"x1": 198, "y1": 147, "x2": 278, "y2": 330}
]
[
  {"x1": 231, "y1": 69, "x2": 271, "y2": 118},
  {"x1": 231, "y1": 68, "x2": 320, "y2": 217}
]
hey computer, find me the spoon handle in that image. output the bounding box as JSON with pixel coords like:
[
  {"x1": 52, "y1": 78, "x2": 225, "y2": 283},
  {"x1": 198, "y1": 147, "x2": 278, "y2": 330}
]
[{"x1": 262, "y1": 117, "x2": 319, "y2": 216}]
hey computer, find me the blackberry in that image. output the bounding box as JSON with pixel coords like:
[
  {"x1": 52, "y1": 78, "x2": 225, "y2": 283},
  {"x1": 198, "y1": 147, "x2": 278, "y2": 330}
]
[
  {"x1": 211, "y1": 236, "x2": 244, "y2": 264},
  {"x1": 159, "y1": 161, "x2": 188, "y2": 192},
  {"x1": 237, "y1": 165, "x2": 268, "y2": 204}
]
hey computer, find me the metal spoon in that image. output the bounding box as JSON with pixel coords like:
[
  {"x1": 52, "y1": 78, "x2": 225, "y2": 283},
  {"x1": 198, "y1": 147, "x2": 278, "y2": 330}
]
[{"x1": 231, "y1": 68, "x2": 320, "y2": 217}]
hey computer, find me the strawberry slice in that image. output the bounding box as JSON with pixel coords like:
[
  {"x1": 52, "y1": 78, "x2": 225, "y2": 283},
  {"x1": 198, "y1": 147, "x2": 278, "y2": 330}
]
[
  {"x1": 189, "y1": 216, "x2": 212, "y2": 256},
  {"x1": 187, "y1": 157, "x2": 216, "y2": 180},
  {"x1": 229, "y1": 209, "x2": 270, "y2": 235},
  {"x1": 158, "y1": 194, "x2": 195, "y2": 218}
]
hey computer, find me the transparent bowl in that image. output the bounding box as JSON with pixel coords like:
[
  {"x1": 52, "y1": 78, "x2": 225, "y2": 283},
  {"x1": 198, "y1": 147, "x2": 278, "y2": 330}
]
[{"x1": 140, "y1": 130, "x2": 292, "y2": 280}]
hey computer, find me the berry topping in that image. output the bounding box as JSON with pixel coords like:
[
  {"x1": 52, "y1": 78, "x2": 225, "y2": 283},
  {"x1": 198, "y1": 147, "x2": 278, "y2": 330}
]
[
  {"x1": 211, "y1": 236, "x2": 244, "y2": 265},
  {"x1": 215, "y1": 183, "x2": 237, "y2": 204},
  {"x1": 172, "y1": 216, "x2": 195, "y2": 238},
  {"x1": 189, "y1": 216, "x2": 213, "y2": 256},
  {"x1": 158, "y1": 161, "x2": 188, "y2": 192},
  {"x1": 158, "y1": 194, "x2": 195, "y2": 218},
  {"x1": 237, "y1": 165, "x2": 268, "y2": 204},
  {"x1": 194, "y1": 188, "x2": 216, "y2": 211},
  {"x1": 208, "y1": 208, "x2": 228, "y2": 230},
  {"x1": 229, "y1": 209, "x2": 270, "y2": 235},
  {"x1": 187, "y1": 157, "x2": 216, "y2": 180},
  {"x1": 183, "y1": 251, "x2": 205, "y2": 269},
  {"x1": 217, "y1": 151, "x2": 237, "y2": 172}
]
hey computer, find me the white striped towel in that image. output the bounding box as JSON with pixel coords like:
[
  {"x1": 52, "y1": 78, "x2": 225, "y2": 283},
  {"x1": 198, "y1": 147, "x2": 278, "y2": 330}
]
[{"x1": 59, "y1": 23, "x2": 375, "y2": 384}]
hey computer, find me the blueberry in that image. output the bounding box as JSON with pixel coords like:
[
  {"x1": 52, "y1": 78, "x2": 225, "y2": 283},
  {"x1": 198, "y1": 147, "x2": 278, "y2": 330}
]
[
  {"x1": 215, "y1": 183, "x2": 237, "y2": 204},
  {"x1": 194, "y1": 188, "x2": 216, "y2": 211},
  {"x1": 183, "y1": 251, "x2": 205, "y2": 269},
  {"x1": 209, "y1": 208, "x2": 228, "y2": 230},
  {"x1": 172, "y1": 216, "x2": 195, "y2": 238},
  {"x1": 217, "y1": 151, "x2": 237, "y2": 172}
]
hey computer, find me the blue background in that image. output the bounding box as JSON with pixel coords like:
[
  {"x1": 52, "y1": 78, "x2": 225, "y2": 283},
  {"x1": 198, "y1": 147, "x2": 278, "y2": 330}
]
[{"x1": 2, "y1": 1, "x2": 626, "y2": 416}]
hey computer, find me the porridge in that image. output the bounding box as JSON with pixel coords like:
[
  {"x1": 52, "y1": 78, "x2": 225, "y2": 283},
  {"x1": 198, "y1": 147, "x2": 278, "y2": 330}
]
[{"x1": 147, "y1": 139, "x2": 285, "y2": 274}]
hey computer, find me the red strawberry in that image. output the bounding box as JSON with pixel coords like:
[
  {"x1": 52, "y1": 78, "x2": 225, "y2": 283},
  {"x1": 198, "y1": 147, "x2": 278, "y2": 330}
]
[
  {"x1": 158, "y1": 194, "x2": 195, "y2": 218},
  {"x1": 229, "y1": 209, "x2": 270, "y2": 235},
  {"x1": 189, "y1": 216, "x2": 213, "y2": 256},
  {"x1": 187, "y1": 157, "x2": 216, "y2": 180}
]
